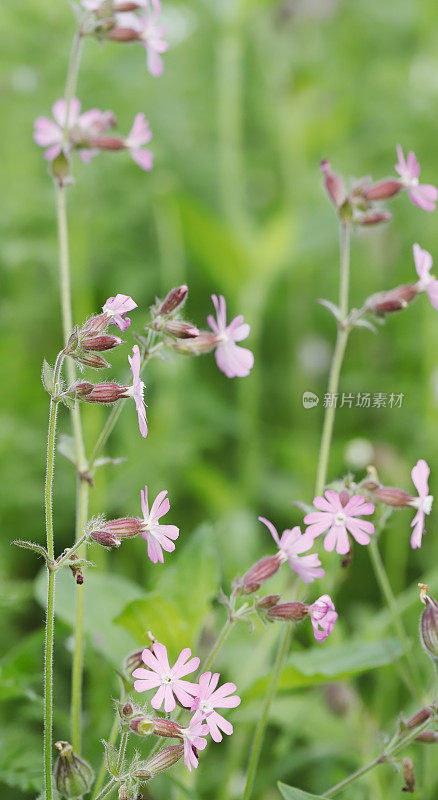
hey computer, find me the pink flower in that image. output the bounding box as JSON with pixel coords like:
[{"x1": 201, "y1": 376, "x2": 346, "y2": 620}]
[
  {"x1": 412, "y1": 243, "x2": 438, "y2": 310},
  {"x1": 395, "y1": 146, "x2": 438, "y2": 212},
  {"x1": 258, "y1": 517, "x2": 324, "y2": 584},
  {"x1": 125, "y1": 113, "x2": 153, "y2": 171},
  {"x1": 127, "y1": 344, "x2": 148, "y2": 437},
  {"x1": 180, "y1": 710, "x2": 209, "y2": 771},
  {"x1": 139, "y1": 485, "x2": 179, "y2": 563},
  {"x1": 76, "y1": 108, "x2": 116, "y2": 163},
  {"x1": 191, "y1": 672, "x2": 241, "y2": 742},
  {"x1": 122, "y1": 1, "x2": 168, "y2": 77},
  {"x1": 304, "y1": 491, "x2": 375, "y2": 555},
  {"x1": 310, "y1": 595, "x2": 338, "y2": 643},
  {"x1": 102, "y1": 293, "x2": 137, "y2": 331},
  {"x1": 33, "y1": 98, "x2": 81, "y2": 161},
  {"x1": 132, "y1": 642, "x2": 200, "y2": 712},
  {"x1": 408, "y1": 459, "x2": 433, "y2": 549},
  {"x1": 207, "y1": 295, "x2": 254, "y2": 378}
]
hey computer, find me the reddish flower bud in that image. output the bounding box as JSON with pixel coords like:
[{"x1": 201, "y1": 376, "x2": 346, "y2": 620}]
[
  {"x1": 363, "y1": 180, "x2": 402, "y2": 201},
  {"x1": 420, "y1": 593, "x2": 438, "y2": 662},
  {"x1": 151, "y1": 718, "x2": 183, "y2": 739},
  {"x1": 107, "y1": 27, "x2": 140, "y2": 42},
  {"x1": 72, "y1": 381, "x2": 94, "y2": 397},
  {"x1": 90, "y1": 136, "x2": 126, "y2": 151},
  {"x1": 242, "y1": 555, "x2": 282, "y2": 594},
  {"x1": 357, "y1": 211, "x2": 392, "y2": 225},
  {"x1": 321, "y1": 159, "x2": 346, "y2": 208},
  {"x1": 90, "y1": 530, "x2": 122, "y2": 548},
  {"x1": 373, "y1": 487, "x2": 415, "y2": 507},
  {"x1": 406, "y1": 708, "x2": 432, "y2": 729},
  {"x1": 267, "y1": 602, "x2": 309, "y2": 621},
  {"x1": 77, "y1": 382, "x2": 129, "y2": 403},
  {"x1": 80, "y1": 313, "x2": 109, "y2": 336},
  {"x1": 257, "y1": 594, "x2": 282, "y2": 610},
  {"x1": 365, "y1": 284, "x2": 418, "y2": 316},
  {"x1": 159, "y1": 285, "x2": 188, "y2": 315},
  {"x1": 415, "y1": 731, "x2": 438, "y2": 743},
  {"x1": 75, "y1": 352, "x2": 111, "y2": 369},
  {"x1": 172, "y1": 332, "x2": 218, "y2": 355},
  {"x1": 81, "y1": 334, "x2": 123, "y2": 351},
  {"x1": 100, "y1": 517, "x2": 143, "y2": 538},
  {"x1": 131, "y1": 746, "x2": 184, "y2": 780},
  {"x1": 159, "y1": 320, "x2": 200, "y2": 339},
  {"x1": 339, "y1": 489, "x2": 350, "y2": 507},
  {"x1": 401, "y1": 757, "x2": 415, "y2": 793}
]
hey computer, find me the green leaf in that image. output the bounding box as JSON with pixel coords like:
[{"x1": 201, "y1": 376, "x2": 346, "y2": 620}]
[
  {"x1": 278, "y1": 782, "x2": 326, "y2": 800},
  {"x1": 247, "y1": 638, "x2": 403, "y2": 698},
  {"x1": 41, "y1": 358, "x2": 55, "y2": 395},
  {"x1": 34, "y1": 569, "x2": 142, "y2": 665},
  {"x1": 0, "y1": 726, "x2": 43, "y2": 793}
]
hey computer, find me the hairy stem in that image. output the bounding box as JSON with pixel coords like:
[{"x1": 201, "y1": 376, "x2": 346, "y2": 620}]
[
  {"x1": 203, "y1": 618, "x2": 235, "y2": 673},
  {"x1": 315, "y1": 221, "x2": 351, "y2": 496},
  {"x1": 94, "y1": 778, "x2": 116, "y2": 800},
  {"x1": 54, "y1": 531, "x2": 89, "y2": 570}
]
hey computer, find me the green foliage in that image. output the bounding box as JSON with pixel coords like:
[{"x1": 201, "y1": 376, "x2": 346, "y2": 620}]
[{"x1": 278, "y1": 784, "x2": 326, "y2": 800}]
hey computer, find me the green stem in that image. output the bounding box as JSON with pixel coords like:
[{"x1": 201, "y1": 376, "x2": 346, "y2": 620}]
[
  {"x1": 92, "y1": 712, "x2": 121, "y2": 799},
  {"x1": 116, "y1": 732, "x2": 128, "y2": 775},
  {"x1": 242, "y1": 624, "x2": 293, "y2": 800},
  {"x1": 368, "y1": 538, "x2": 421, "y2": 702},
  {"x1": 94, "y1": 778, "x2": 116, "y2": 800},
  {"x1": 62, "y1": 29, "x2": 83, "y2": 147},
  {"x1": 314, "y1": 222, "x2": 351, "y2": 497},
  {"x1": 322, "y1": 717, "x2": 432, "y2": 797},
  {"x1": 54, "y1": 532, "x2": 89, "y2": 570},
  {"x1": 203, "y1": 619, "x2": 234, "y2": 673},
  {"x1": 71, "y1": 478, "x2": 89, "y2": 751}
]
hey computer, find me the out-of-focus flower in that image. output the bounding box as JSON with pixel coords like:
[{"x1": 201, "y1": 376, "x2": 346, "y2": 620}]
[
  {"x1": 124, "y1": 112, "x2": 153, "y2": 170},
  {"x1": 409, "y1": 459, "x2": 433, "y2": 549},
  {"x1": 309, "y1": 594, "x2": 338, "y2": 642},
  {"x1": 304, "y1": 490, "x2": 375, "y2": 555},
  {"x1": 395, "y1": 146, "x2": 438, "y2": 212},
  {"x1": 102, "y1": 293, "x2": 137, "y2": 330},
  {"x1": 133, "y1": 642, "x2": 199, "y2": 711},
  {"x1": 413, "y1": 243, "x2": 438, "y2": 310},
  {"x1": 320, "y1": 159, "x2": 346, "y2": 208},
  {"x1": 180, "y1": 711, "x2": 209, "y2": 771},
  {"x1": 207, "y1": 294, "x2": 254, "y2": 378},
  {"x1": 365, "y1": 283, "x2": 419, "y2": 316},
  {"x1": 139, "y1": 485, "x2": 179, "y2": 563},
  {"x1": 33, "y1": 98, "x2": 81, "y2": 161},
  {"x1": 127, "y1": 344, "x2": 148, "y2": 437},
  {"x1": 191, "y1": 672, "x2": 241, "y2": 742},
  {"x1": 419, "y1": 586, "x2": 438, "y2": 662},
  {"x1": 114, "y1": 1, "x2": 168, "y2": 76},
  {"x1": 258, "y1": 517, "x2": 324, "y2": 583}
]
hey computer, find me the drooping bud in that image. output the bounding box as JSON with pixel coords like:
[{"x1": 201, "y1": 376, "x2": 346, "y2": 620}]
[
  {"x1": 90, "y1": 530, "x2": 122, "y2": 548},
  {"x1": 74, "y1": 352, "x2": 111, "y2": 369},
  {"x1": 157, "y1": 320, "x2": 200, "y2": 339},
  {"x1": 242, "y1": 555, "x2": 282, "y2": 595},
  {"x1": 131, "y1": 746, "x2": 184, "y2": 780},
  {"x1": 267, "y1": 602, "x2": 309, "y2": 621},
  {"x1": 257, "y1": 594, "x2": 282, "y2": 610},
  {"x1": 73, "y1": 382, "x2": 129, "y2": 404},
  {"x1": 406, "y1": 707, "x2": 432, "y2": 729},
  {"x1": 320, "y1": 160, "x2": 347, "y2": 208},
  {"x1": 419, "y1": 590, "x2": 438, "y2": 662},
  {"x1": 81, "y1": 334, "x2": 123, "y2": 351},
  {"x1": 401, "y1": 757, "x2": 415, "y2": 793},
  {"x1": 415, "y1": 731, "x2": 438, "y2": 743},
  {"x1": 364, "y1": 284, "x2": 418, "y2": 316},
  {"x1": 373, "y1": 487, "x2": 415, "y2": 507},
  {"x1": 356, "y1": 211, "x2": 392, "y2": 226},
  {"x1": 54, "y1": 741, "x2": 94, "y2": 798},
  {"x1": 99, "y1": 517, "x2": 143, "y2": 539},
  {"x1": 158, "y1": 285, "x2": 188, "y2": 315},
  {"x1": 363, "y1": 180, "x2": 402, "y2": 201}
]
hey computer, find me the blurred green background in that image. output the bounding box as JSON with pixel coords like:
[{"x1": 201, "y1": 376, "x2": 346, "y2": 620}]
[{"x1": 1, "y1": 0, "x2": 438, "y2": 798}]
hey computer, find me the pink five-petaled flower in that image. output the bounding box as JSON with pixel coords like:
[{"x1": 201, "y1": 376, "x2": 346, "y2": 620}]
[
  {"x1": 310, "y1": 595, "x2": 338, "y2": 643},
  {"x1": 191, "y1": 672, "x2": 241, "y2": 742},
  {"x1": 180, "y1": 710, "x2": 210, "y2": 771},
  {"x1": 33, "y1": 98, "x2": 81, "y2": 161},
  {"x1": 304, "y1": 490, "x2": 375, "y2": 555},
  {"x1": 139, "y1": 485, "x2": 179, "y2": 563},
  {"x1": 124, "y1": 113, "x2": 153, "y2": 171},
  {"x1": 412, "y1": 243, "x2": 438, "y2": 310},
  {"x1": 127, "y1": 344, "x2": 148, "y2": 437},
  {"x1": 409, "y1": 459, "x2": 433, "y2": 549},
  {"x1": 258, "y1": 517, "x2": 325, "y2": 584},
  {"x1": 132, "y1": 642, "x2": 200, "y2": 712},
  {"x1": 207, "y1": 294, "x2": 254, "y2": 378},
  {"x1": 120, "y1": 1, "x2": 168, "y2": 77},
  {"x1": 102, "y1": 293, "x2": 137, "y2": 331},
  {"x1": 395, "y1": 146, "x2": 438, "y2": 212}
]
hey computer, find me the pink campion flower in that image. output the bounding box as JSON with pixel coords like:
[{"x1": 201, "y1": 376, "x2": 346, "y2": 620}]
[
  {"x1": 117, "y1": 1, "x2": 168, "y2": 76},
  {"x1": 395, "y1": 146, "x2": 438, "y2": 212},
  {"x1": 409, "y1": 459, "x2": 433, "y2": 549},
  {"x1": 180, "y1": 711, "x2": 210, "y2": 771},
  {"x1": 304, "y1": 490, "x2": 375, "y2": 555},
  {"x1": 127, "y1": 344, "x2": 148, "y2": 437},
  {"x1": 139, "y1": 485, "x2": 179, "y2": 563},
  {"x1": 132, "y1": 642, "x2": 200, "y2": 712},
  {"x1": 309, "y1": 595, "x2": 338, "y2": 643},
  {"x1": 191, "y1": 672, "x2": 241, "y2": 742},
  {"x1": 207, "y1": 295, "x2": 254, "y2": 378},
  {"x1": 102, "y1": 293, "x2": 137, "y2": 331},
  {"x1": 33, "y1": 98, "x2": 81, "y2": 161},
  {"x1": 258, "y1": 517, "x2": 324, "y2": 584},
  {"x1": 76, "y1": 108, "x2": 116, "y2": 163},
  {"x1": 412, "y1": 243, "x2": 438, "y2": 310},
  {"x1": 124, "y1": 113, "x2": 153, "y2": 171}
]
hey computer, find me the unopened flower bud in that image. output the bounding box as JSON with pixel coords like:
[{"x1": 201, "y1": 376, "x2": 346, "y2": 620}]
[
  {"x1": 401, "y1": 757, "x2": 415, "y2": 793},
  {"x1": 158, "y1": 320, "x2": 200, "y2": 339},
  {"x1": 90, "y1": 530, "x2": 122, "y2": 548},
  {"x1": 415, "y1": 731, "x2": 438, "y2": 743},
  {"x1": 158, "y1": 285, "x2": 188, "y2": 315},
  {"x1": 339, "y1": 489, "x2": 350, "y2": 507},
  {"x1": 72, "y1": 381, "x2": 94, "y2": 397},
  {"x1": 54, "y1": 741, "x2": 94, "y2": 798},
  {"x1": 420, "y1": 592, "x2": 438, "y2": 662},
  {"x1": 406, "y1": 708, "x2": 432, "y2": 729},
  {"x1": 75, "y1": 382, "x2": 129, "y2": 404},
  {"x1": 242, "y1": 555, "x2": 282, "y2": 594},
  {"x1": 365, "y1": 284, "x2": 418, "y2": 316},
  {"x1": 81, "y1": 313, "x2": 109, "y2": 336},
  {"x1": 357, "y1": 211, "x2": 392, "y2": 225},
  {"x1": 75, "y1": 352, "x2": 111, "y2": 369},
  {"x1": 151, "y1": 718, "x2": 183, "y2": 739},
  {"x1": 257, "y1": 594, "x2": 282, "y2": 610},
  {"x1": 90, "y1": 136, "x2": 126, "y2": 151},
  {"x1": 324, "y1": 682, "x2": 357, "y2": 716},
  {"x1": 100, "y1": 517, "x2": 143, "y2": 539},
  {"x1": 129, "y1": 716, "x2": 155, "y2": 736},
  {"x1": 172, "y1": 332, "x2": 218, "y2": 355},
  {"x1": 132, "y1": 745, "x2": 184, "y2": 780},
  {"x1": 373, "y1": 487, "x2": 415, "y2": 507},
  {"x1": 321, "y1": 159, "x2": 346, "y2": 208},
  {"x1": 267, "y1": 602, "x2": 309, "y2": 621},
  {"x1": 363, "y1": 180, "x2": 402, "y2": 201},
  {"x1": 81, "y1": 334, "x2": 123, "y2": 351}
]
